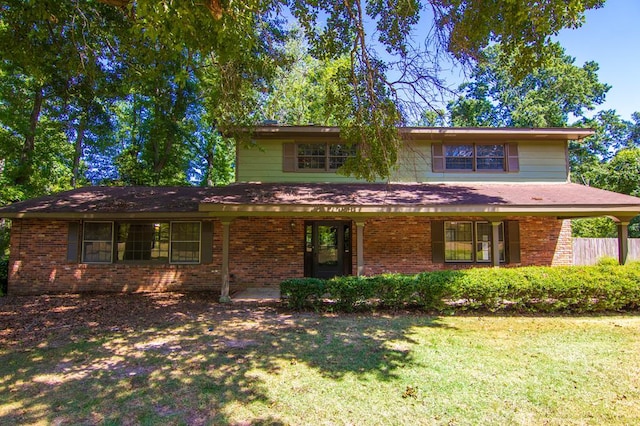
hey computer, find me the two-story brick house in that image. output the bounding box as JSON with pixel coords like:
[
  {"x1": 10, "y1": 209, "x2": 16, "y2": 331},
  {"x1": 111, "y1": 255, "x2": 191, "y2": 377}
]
[{"x1": 2, "y1": 126, "x2": 640, "y2": 297}]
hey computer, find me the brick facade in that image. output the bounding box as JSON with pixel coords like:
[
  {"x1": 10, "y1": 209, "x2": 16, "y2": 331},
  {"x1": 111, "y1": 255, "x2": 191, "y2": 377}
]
[{"x1": 7, "y1": 215, "x2": 572, "y2": 295}]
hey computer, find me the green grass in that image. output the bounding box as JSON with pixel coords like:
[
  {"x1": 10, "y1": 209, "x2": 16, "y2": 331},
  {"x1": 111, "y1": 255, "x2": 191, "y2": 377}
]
[{"x1": 1, "y1": 298, "x2": 639, "y2": 425}]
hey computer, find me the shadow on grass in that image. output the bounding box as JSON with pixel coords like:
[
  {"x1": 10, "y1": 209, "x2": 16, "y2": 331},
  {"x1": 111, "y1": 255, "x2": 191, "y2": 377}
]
[{"x1": 0, "y1": 294, "x2": 449, "y2": 425}]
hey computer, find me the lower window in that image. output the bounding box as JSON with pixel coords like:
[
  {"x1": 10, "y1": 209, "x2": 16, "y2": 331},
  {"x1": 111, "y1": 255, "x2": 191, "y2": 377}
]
[
  {"x1": 82, "y1": 221, "x2": 201, "y2": 264},
  {"x1": 445, "y1": 221, "x2": 505, "y2": 263}
]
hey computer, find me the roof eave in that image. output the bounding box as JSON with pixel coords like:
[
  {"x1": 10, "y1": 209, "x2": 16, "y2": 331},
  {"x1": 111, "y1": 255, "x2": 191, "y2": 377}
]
[{"x1": 249, "y1": 126, "x2": 595, "y2": 141}]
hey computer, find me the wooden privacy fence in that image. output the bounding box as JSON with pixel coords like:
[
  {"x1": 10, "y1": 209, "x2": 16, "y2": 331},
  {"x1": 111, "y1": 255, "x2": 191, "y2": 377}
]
[{"x1": 573, "y1": 238, "x2": 640, "y2": 265}]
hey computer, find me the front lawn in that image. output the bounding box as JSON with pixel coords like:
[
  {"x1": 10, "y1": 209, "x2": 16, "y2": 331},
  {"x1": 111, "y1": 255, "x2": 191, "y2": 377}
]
[{"x1": 1, "y1": 294, "x2": 639, "y2": 425}]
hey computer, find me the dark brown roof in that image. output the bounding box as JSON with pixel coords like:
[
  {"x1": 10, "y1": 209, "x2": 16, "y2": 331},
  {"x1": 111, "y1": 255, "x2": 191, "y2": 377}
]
[
  {"x1": 0, "y1": 183, "x2": 639, "y2": 218},
  {"x1": 0, "y1": 186, "x2": 209, "y2": 214},
  {"x1": 200, "y1": 182, "x2": 640, "y2": 207}
]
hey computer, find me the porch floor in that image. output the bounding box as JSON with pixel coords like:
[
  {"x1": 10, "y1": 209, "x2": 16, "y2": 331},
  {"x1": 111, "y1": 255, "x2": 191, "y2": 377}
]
[{"x1": 231, "y1": 287, "x2": 281, "y2": 302}]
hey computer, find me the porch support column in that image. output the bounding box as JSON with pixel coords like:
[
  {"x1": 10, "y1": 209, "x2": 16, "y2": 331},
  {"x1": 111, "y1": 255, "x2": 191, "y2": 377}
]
[
  {"x1": 220, "y1": 219, "x2": 233, "y2": 303},
  {"x1": 617, "y1": 221, "x2": 630, "y2": 265},
  {"x1": 491, "y1": 221, "x2": 502, "y2": 267},
  {"x1": 356, "y1": 221, "x2": 365, "y2": 276}
]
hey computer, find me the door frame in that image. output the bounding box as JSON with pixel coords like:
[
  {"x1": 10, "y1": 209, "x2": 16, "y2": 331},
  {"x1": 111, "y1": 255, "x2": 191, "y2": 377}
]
[{"x1": 304, "y1": 220, "x2": 352, "y2": 279}]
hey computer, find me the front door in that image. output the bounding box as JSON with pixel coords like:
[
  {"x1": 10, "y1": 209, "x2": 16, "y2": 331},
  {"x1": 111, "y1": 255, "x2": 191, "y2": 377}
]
[{"x1": 304, "y1": 221, "x2": 352, "y2": 279}]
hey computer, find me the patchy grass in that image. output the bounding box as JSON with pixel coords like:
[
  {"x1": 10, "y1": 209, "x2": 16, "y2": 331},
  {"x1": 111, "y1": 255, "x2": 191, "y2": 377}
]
[{"x1": 1, "y1": 294, "x2": 639, "y2": 425}]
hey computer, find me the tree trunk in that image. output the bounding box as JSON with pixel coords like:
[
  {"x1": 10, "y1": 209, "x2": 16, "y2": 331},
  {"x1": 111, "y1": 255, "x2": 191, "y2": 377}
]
[
  {"x1": 71, "y1": 114, "x2": 88, "y2": 188},
  {"x1": 15, "y1": 85, "x2": 44, "y2": 186}
]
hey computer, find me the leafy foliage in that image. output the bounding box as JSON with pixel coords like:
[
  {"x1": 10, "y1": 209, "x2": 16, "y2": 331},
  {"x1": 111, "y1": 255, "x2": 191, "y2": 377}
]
[
  {"x1": 448, "y1": 43, "x2": 610, "y2": 127},
  {"x1": 281, "y1": 264, "x2": 640, "y2": 313},
  {"x1": 0, "y1": 1, "x2": 614, "y2": 191}
]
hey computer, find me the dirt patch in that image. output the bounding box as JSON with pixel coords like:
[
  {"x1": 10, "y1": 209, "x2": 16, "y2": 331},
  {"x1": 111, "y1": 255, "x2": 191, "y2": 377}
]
[{"x1": 0, "y1": 293, "x2": 282, "y2": 350}]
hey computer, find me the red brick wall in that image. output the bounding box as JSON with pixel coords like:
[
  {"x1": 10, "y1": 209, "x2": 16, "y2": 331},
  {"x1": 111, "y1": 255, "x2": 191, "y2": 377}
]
[
  {"x1": 361, "y1": 216, "x2": 573, "y2": 274},
  {"x1": 7, "y1": 215, "x2": 572, "y2": 295},
  {"x1": 8, "y1": 219, "x2": 223, "y2": 295}
]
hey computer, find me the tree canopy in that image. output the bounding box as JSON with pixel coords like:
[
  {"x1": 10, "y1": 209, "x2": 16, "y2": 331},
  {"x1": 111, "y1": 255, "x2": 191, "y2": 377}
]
[{"x1": 0, "y1": 0, "x2": 608, "y2": 196}]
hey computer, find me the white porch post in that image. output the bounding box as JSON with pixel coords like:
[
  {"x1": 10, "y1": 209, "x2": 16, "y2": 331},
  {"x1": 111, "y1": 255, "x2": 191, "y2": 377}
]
[
  {"x1": 356, "y1": 221, "x2": 365, "y2": 276},
  {"x1": 220, "y1": 219, "x2": 232, "y2": 303},
  {"x1": 491, "y1": 221, "x2": 502, "y2": 267},
  {"x1": 617, "y1": 221, "x2": 630, "y2": 265}
]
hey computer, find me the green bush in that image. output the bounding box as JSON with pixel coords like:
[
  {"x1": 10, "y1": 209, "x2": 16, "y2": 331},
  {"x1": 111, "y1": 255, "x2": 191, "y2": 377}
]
[
  {"x1": 280, "y1": 278, "x2": 326, "y2": 310},
  {"x1": 280, "y1": 263, "x2": 640, "y2": 313}
]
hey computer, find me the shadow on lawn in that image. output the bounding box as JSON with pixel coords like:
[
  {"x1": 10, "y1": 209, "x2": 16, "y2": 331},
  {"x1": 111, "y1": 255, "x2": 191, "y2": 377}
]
[{"x1": 0, "y1": 294, "x2": 449, "y2": 425}]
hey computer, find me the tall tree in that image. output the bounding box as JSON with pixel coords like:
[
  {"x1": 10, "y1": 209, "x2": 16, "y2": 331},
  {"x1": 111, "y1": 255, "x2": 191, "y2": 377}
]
[
  {"x1": 91, "y1": 0, "x2": 605, "y2": 181},
  {"x1": 448, "y1": 43, "x2": 610, "y2": 127}
]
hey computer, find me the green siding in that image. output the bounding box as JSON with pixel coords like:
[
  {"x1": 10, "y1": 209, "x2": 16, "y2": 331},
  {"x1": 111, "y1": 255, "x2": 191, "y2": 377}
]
[
  {"x1": 237, "y1": 139, "x2": 569, "y2": 183},
  {"x1": 237, "y1": 139, "x2": 363, "y2": 183}
]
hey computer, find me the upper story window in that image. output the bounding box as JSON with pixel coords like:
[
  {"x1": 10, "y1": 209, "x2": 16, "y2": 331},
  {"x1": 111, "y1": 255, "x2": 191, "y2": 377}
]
[
  {"x1": 284, "y1": 142, "x2": 356, "y2": 172},
  {"x1": 432, "y1": 142, "x2": 519, "y2": 173}
]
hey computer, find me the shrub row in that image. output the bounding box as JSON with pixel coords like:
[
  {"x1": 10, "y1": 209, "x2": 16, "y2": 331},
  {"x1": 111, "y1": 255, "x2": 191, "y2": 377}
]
[{"x1": 280, "y1": 263, "x2": 640, "y2": 313}]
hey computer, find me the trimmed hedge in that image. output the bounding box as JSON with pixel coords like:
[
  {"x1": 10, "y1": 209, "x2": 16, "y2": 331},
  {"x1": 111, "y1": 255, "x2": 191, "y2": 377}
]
[{"x1": 280, "y1": 263, "x2": 640, "y2": 313}]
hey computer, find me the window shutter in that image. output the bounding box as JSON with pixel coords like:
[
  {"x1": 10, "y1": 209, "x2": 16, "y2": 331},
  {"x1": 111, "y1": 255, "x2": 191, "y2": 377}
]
[
  {"x1": 431, "y1": 143, "x2": 445, "y2": 173},
  {"x1": 282, "y1": 143, "x2": 296, "y2": 172},
  {"x1": 200, "y1": 221, "x2": 213, "y2": 264},
  {"x1": 506, "y1": 143, "x2": 519, "y2": 172},
  {"x1": 506, "y1": 220, "x2": 521, "y2": 264},
  {"x1": 67, "y1": 222, "x2": 80, "y2": 262},
  {"x1": 431, "y1": 220, "x2": 445, "y2": 263}
]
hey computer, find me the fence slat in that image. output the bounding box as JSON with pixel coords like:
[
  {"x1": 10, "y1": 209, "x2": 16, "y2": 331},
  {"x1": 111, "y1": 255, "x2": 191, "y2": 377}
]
[{"x1": 573, "y1": 238, "x2": 640, "y2": 265}]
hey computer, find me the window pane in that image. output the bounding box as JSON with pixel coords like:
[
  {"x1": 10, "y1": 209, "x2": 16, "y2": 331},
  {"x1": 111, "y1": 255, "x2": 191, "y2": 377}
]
[
  {"x1": 476, "y1": 158, "x2": 505, "y2": 170},
  {"x1": 82, "y1": 222, "x2": 113, "y2": 263},
  {"x1": 476, "y1": 144, "x2": 505, "y2": 170},
  {"x1": 328, "y1": 144, "x2": 356, "y2": 170},
  {"x1": 476, "y1": 145, "x2": 504, "y2": 157},
  {"x1": 170, "y1": 242, "x2": 200, "y2": 263},
  {"x1": 170, "y1": 222, "x2": 201, "y2": 263},
  {"x1": 476, "y1": 223, "x2": 492, "y2": 262},
  {"x1": 84, "y1": 222, "x2": 112, "y2": 241},
  {"x1": 172, "y1": 222, "x2": 200, "y2": 241},
  {"x1": 117, "y1": 223, "x2": 169, "y2": 262},
  {"x1": 445, "y1": 222, "x2": 473, "y2": 261},
  {"x1": 445, "y1": 144, "x2": 473, "y2": 170},
  {"x1": 297, "y1": 143, "x2": 326, "y2": 170},
  {"x1": 445, "y1": 145, "x2": 473, "y2": 157},
  {"x1": 475, "y1": 222, "x2": 506, "y2": 262},
  {"x1": 83, "y1": 241, "x2": 112, "y2": 263}
]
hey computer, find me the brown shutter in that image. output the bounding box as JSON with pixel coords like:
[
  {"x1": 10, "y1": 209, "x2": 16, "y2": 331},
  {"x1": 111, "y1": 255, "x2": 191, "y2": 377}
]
[
  {"x1": 67, "y1": 222, "x2": 80, "y2": 262},
  {"x1": 200, "y1": 221, "x2": 213, "y2": 264},
  {"x1": 282, "y1": 143, "x2": 296, "y2": 172},
  {"x1": 432, "y1": 143, "x2": 445, "y2": 173},
  {"x1": 506, "y1": 220, "x2": 521, "y2": 264},
  {"x1": 506, "y1": 143, "x2": 519, "y2": 172},
  {"x1": 431, "y1": 220, "x2": 445, "y2": 263}
]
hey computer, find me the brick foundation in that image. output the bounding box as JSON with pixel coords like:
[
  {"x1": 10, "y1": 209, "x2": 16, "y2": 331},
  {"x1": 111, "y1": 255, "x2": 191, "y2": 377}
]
[{"x1": 7, "y1": 215, "x2": 573, "y2": 295}]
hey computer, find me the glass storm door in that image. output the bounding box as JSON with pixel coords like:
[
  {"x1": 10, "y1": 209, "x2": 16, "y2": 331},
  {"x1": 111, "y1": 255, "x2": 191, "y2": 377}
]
[{"x1": 304, "y1": 221, "x2": 351, "y2": 279}]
